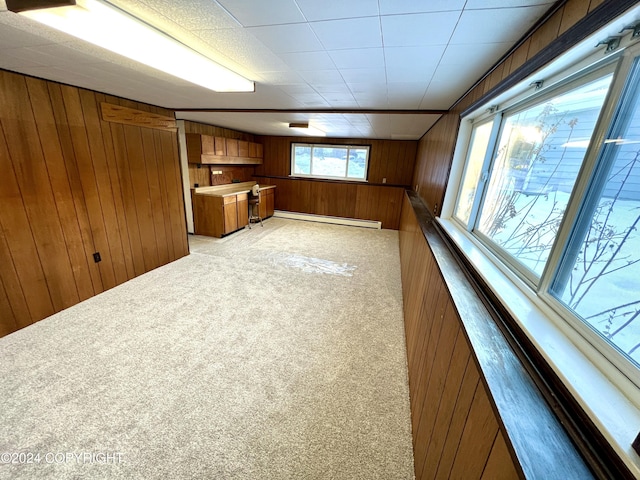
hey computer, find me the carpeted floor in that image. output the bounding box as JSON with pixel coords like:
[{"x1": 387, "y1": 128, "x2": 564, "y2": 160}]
[{"x1": 0, "y1": 218, "x2": 415, "y2": 479}]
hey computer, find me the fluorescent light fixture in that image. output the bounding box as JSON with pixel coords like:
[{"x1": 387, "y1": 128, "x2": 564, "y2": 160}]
[
  {"x1": 288, "y1": 122, "x2": 326, "y2": 137},
  {"x1": 9, "y1": 0, "x2": 254, "y2": 92}
]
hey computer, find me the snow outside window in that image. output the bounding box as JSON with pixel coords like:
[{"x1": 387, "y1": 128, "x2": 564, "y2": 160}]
[
  {"x1": 291, "y1": 143, "x2": 369, "y2": 181},
  {"x1": 452, "y1": 53, "x2": 640, "y2": 380}
]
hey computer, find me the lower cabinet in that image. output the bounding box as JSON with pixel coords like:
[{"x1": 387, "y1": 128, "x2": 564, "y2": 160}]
[
  {"x1": 193, "y1": 193, "x2": 249, "y2": 238},
  {"x1": 222, "y1": 195, "x2": 238, "y2": 234},
  {"x1": 259, "y1": 188, "x2": 275, "y2": 219},
  {"x1": 237, "y1": 193, "x2": 249, "y2": 229}
]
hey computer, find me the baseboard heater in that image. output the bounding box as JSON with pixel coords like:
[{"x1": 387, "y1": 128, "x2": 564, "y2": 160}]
[{"x1": 273, "y1": 210, "x2": 382, "y2": 229}]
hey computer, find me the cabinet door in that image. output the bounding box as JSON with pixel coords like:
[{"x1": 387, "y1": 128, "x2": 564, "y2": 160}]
[
  {"x1": 259, "y1": 191, "x2": 267, "y2": 219},
  {"x1": 237, "y1": 193, "x2": 248, "y2": 228},
  {"x1": 223, "y1": 196, "x2": 238, "y2": 233},
  {"x1": 201, "y1": 135, "x2": 215, "y2": 154},
  {"x1": 238, "y1": 140, "x2": 249, "y2": 157},
  {"x1": 265, "y1": 190, "x2": 274, "y2": 218}
]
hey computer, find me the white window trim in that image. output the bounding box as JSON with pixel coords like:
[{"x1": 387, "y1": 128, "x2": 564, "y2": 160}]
[
  {"x1": 437, "y1": 217, "x2": 640, "y2": 475},
  {"x1": 290, "y1": 143, "x2": 370, "y2": 182},
  {"x1": 441, "y1": 10, "x2": 640, "y2": 473}
]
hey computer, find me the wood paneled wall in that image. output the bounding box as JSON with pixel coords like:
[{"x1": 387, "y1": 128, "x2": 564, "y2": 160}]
[
  {"x1": 256, "y1": 177, "x2": 405, "y2": 229},
  {"x1": 255, "y1": 135, "x2": 416, "y2": 185},
  {"x1": 399, "y1": 196, "x2": 521, "y2": 480},
  {"x1": 254, "y1": 135, "x2": 416, "y2": 229},
  {"x1": 184, "y1": 120, "x2": 257, "y2": 188},
  {"x1": 0, "y1": 69, "x2": 188, "y2": 337},
  {"x1": 413, "y1": 0, "x2": 609, "y2": 215}
]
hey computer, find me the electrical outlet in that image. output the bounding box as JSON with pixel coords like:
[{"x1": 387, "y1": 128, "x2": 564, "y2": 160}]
[
  {"x1": 93, "y1": 252, "x2": 101, "y2": 263},
  {"x1": 382, "y1": 177, "x2": 387, "y2": 183}
]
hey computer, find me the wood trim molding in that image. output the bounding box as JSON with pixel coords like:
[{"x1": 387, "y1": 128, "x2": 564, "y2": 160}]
[
  {"x1": 404, "y1": 190, "x2": 634, "y2": 479},
  {"x1": 460, "y1": 0, "x2": 639, "y2": 117},
  {"x1": 101, "y1": 102, "x2": 177, "y2": 131},
  {"x1": 253, "y1": 174, "x2": 410, "y2": 189}
]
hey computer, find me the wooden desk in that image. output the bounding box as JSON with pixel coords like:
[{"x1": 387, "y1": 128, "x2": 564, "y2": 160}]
[{"x1": 192, "y1": 182, "x2": 275, "y2": 237}]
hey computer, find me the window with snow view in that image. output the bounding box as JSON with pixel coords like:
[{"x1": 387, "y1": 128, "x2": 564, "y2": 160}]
[
  {"x1": 291, "y1": 143, "x2": 369, "y2": 181},
  {"x1": 451, "y1": 52, "x2": 640, "y2": 374}
]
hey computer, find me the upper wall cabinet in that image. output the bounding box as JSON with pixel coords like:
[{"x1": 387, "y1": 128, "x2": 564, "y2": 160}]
[{"x1": 186, "y1": 133, "x2": 263, "y2": 165}]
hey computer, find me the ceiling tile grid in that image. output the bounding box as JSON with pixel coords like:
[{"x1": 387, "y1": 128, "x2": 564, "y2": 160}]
[{"x1": 0, "y1": 0, "x2": 558, "y2": 139}]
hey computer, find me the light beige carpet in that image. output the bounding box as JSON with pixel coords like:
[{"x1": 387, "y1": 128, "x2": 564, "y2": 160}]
[{"x1": 0, "y1": 218, "x2": 414, "y2": 479}]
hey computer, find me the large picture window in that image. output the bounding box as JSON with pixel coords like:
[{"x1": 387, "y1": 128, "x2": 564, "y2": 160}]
[
  {"x1": 291, "y1": 143, "x2": 369, "y2": 181},
  {"x1": 450, "y1": 47, "x2": 640, "y2": 377}
]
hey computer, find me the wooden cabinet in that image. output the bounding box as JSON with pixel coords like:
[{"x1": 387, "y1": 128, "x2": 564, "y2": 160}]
[
  {"x1": 186, "y1": 133, "x2": 263, "y2": 165},
  {"x1": 222, "y1": 195, "x2": 238, "y2": 234},
  {"x1": 259, "y1": 188, "x2": 275, "y2": 219},
  {"x1": 237, "y1": 193, "x2": 249, "y2": 229},
  {"x1": 193, "y1": 191, "x2": 251, "y2": 238}
]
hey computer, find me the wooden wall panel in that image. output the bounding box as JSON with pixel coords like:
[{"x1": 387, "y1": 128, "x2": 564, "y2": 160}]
[
  {"x1": 399, "y1": 195, "x2": 521, "y2": 479},
  {"x1": 257, "y1": 176, "x2": 406, "y2": 229},
  {"x1": 412, "y1": 113, "x2": 460, "y2": 216},
  {"x1": 0, "y1": 69, "x2": 188, "y2": 337},
  {"x1": 27, "y1": 78, "x2": 97, "y2": 303},
  {"x1": 0, "y1": 72, "x2": 79, "y2": 313},
  {"x1": 255, "y1": 135, "x2": 416, "y2": 185},
  {"x1": 412, "y1": 0, "x2": 608, "y2": 216},
  {"x1": 0, "y1": 277, "x2": 16, "y2": 337},
  {"x1": 254, "y1": 135, "x2": 415, "y2": 229}
]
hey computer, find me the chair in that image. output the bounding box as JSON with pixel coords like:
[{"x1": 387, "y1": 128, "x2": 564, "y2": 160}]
[{"x1": 248, "y1": 184, "x2": 263, "y2": 228}]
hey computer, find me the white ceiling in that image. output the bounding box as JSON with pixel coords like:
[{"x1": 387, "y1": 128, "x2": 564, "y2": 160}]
[{"x1": 0, "y1": 0, "x2": 556, "y2": 139}]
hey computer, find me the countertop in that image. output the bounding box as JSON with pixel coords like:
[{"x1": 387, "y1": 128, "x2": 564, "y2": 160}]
[{"x1": 192, "y1": 182, "x2": 275, "y2": 198}]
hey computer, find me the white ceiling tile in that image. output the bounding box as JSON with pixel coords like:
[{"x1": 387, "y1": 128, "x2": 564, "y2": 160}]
[
  {"x1": 295, "y1": 0, "x2": 379, "y2": 21},
  {"x1": 422, "y1": 78, "x2": 469, "y2": 109},
  {"x1": 278, "y1": 84, "x2": 317, "y2": 94},
  {"x1": 289, "y1": 92, "x2": 329, "y2": 103},
  {"x1": 387, "y1": 82, "x2": 427, "y2": 108},
  {"x1": 0, "y1": 0, "x2": 559, "y2": 139},
  {"x1": 439, "y1": 42, "x2": 512, "y2": 66},
  {"x1": 378, "y1": 0, "x2": 466, "y2": 15},
  {"x1": 450, "y1": 6, "x2": 550, "y2": 44},
  {"x1": 320, "y1": 92, "x2": 357, "y2": 103},
  {"x1": 312, "y1": 83, "x2": 352, "y2": 94},
  {"x1": 299, "y1": 69, "x2": 344, "y2": 85},
  {"x1": 255, "y1": 70, "x2": 305, "y2": 85},
  {"x1": 340, "y1": 67, "x2": 386, "y2": 84},
  {"x1": 381, "y1": 12, "x2": 460, "y2": 47},
  {"x1": 347, "y1": 82, "x2": 387, "y2": 94},
  {"x1": 194, "y1": 28, "x2": 288, "y2": 75},
  {"x1": 389, "y1": 115, "x2": 440, "y2": 139},
  {"x1": 215, "y1": 0, "x2": 305, "y2": 26},
  {"x1": 248, "y1": 23, "x2": 324, "y2": 53},
  {"x1": 386, "y1": 64, "x2": 436, "y2": 83},
  {"x1": 310, "y1": 17, "x2": 382, "y2": 50},
  {"x1": 465, "y1": 0, "x2": 554, "y2": 8},
  {"x1": 112, "y1": 0, "x2": 240, "y2": 31},
  {"x1": 384, "y1": 45, "x2": 446, "y2": 68},
  {"x1": 354, "y1": 94, "x2": 388, "y2": 109},
  {"x1": 328, "y1": 48, "x2": 385, "y2": 69},
  {"x1": 279, "y1": 51, "x2": 335, "y2": 70}
]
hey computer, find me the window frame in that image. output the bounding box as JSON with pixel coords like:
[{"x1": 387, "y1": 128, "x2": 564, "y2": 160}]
[
  {"x1": 290, "y1": 142, "x2": 370, "y2": 182},
  {"x1": 447, "y1": 42, "x2": 640, "y2": 389},
  {"x1": 471, "y1": 63, "x2": 619, "y2": 288}
]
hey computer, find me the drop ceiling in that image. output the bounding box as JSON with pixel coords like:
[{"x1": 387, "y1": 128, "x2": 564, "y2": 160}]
[{"x1": 0, "y1": 0, "x2": 556, "y2": 139}]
